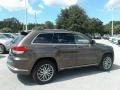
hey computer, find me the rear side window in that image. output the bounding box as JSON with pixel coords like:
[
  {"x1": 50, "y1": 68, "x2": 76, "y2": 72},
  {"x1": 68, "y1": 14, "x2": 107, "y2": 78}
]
[
  {"x1": 53, "y1": 33, "x2": 75, "y2": 44},
  {"x1": 33, "y1": 33, "x2": 53, "y2": 43}
]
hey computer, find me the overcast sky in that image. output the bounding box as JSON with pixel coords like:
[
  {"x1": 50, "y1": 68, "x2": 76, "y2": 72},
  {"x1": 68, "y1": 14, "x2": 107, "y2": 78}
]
[{"x1": 0, "y1": 0, "x2": 120, "y2": 24}]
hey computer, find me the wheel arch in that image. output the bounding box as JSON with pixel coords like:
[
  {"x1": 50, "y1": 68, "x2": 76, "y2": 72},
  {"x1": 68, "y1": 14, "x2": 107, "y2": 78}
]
[
  {"x1": 103, "y1": 52, "x2": 114, "y2": 59},
  {"x1": 0, "y1": 43, "x2": 6, "y2": 53},
  {"x1": 31, "y1": 57, "x2": 58, "y2": 74},
  {"x1": 100, "y1": 52, "x2": 114, "y2": 64}
]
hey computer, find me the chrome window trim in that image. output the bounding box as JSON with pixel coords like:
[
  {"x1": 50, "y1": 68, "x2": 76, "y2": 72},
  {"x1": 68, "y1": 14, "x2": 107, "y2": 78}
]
[
  {"x1": 31, "y1": 32, "x2": 91, "y2": 46},
  {"x1": 7, "y1": 64, "x2": 29, "y2": 72},
  {"x1": 60, "y1": 63, "x2": 98, "y2": 70}
]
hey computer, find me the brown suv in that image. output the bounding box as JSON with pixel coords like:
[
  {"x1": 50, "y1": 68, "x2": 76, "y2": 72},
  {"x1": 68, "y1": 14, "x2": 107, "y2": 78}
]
[{"x1": 7, "y1": 29, "x2": 114, "y2": 84}]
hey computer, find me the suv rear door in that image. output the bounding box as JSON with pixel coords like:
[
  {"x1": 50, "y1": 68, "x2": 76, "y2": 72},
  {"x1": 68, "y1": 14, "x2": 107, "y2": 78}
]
[{"x1": 31, "y1": 33, "x2": 55, "y2": 58}]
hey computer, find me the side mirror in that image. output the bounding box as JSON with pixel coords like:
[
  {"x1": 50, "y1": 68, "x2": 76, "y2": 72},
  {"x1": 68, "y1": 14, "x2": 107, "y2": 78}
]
[{"x1": 90, "y1": 40, "x2": 96, "y2": 45}]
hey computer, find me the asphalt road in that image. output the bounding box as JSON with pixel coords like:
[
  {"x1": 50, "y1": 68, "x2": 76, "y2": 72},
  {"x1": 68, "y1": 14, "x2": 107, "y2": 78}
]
[{"x1": 0, "y1": 39, "x2": 120, "y2": 90}]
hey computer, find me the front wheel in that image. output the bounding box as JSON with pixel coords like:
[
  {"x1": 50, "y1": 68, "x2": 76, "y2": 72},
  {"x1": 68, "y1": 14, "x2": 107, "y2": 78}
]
[
  {"x1": 0, "y1": 45, "x2": 6, "y2": 54},
  {"x1": 32, "y1": 60, "x2": 56, "y2": 84},
  {"x1": 99, "y1": 54, "x2": 113, "y2": 71}
]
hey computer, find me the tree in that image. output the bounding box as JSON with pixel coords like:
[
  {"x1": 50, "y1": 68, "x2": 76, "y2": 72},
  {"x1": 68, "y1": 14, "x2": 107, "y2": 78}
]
[
  {"x1": 27, "y1": 23, "x2": 46, "y2": 30},
  {"x1": 104, "y1": 21, "x2": 120, "y2": 34},
  {"x1": 32, "y1": 24, "x2": 46, "y2": 30},
  {"x1": 27, "y1": 23, "x2": 36, "y2": 30},
  {"x1": 56, "y1": 5, "x2": 88, "y2": 32},
  {"x1": 0, "y1": 27, "x2": 12, "y2": 33},
  {"x1": 87, "y1": 18, "x2": 104, "y2": 35},
  {"x1": 0, "y1": 17, "x2": 23, "y2": 33},
  {"x1": 56, "y1": 5, "x2": 104, "y2": 35},
  {"x1": 45, "y1": 21, "x2": 54, "y2": 29}
]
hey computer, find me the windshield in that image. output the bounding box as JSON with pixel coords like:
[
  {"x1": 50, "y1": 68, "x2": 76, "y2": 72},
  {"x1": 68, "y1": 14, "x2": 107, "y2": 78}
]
[
  {"x1": 0, "y1": 34, "x2": 8, "y2": 39},
  {"x1": 3, "y1": 34, "x2": 14, "y2": 38}
]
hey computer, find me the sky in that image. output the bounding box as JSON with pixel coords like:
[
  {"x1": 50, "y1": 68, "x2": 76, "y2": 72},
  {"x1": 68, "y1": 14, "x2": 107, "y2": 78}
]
[{"x1": 0, "y1": 0, "x2": 120, "y2": 24}]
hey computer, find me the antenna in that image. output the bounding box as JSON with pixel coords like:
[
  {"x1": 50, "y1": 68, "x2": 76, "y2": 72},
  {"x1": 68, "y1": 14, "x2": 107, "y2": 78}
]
[
  {"x1": 35, "y1": 12, "x2": 37, "y2": 24},
  {"x1": 25, "y1": 0, "x2": 28, "y2": 32},
  {"x1": 35, "y1": 12, "x2": 38, "y2": 28},
  {"x1": 111, "y1": 8, "x2": 114, "y2": 36}
]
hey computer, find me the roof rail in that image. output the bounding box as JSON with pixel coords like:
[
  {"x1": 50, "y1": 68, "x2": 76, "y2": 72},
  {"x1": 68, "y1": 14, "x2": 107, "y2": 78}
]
[{"x1": 44, "y1": 29, "x2": 68, "y2": 31}]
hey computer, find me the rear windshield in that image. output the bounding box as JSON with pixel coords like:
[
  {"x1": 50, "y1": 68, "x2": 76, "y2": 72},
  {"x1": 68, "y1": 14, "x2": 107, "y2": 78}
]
[
  {"x1": 12, "y1": 34, "x2": 26, "y2": 44},
  {"x1": 12, "y1": 32, "x2": 29, "y2": 44}
]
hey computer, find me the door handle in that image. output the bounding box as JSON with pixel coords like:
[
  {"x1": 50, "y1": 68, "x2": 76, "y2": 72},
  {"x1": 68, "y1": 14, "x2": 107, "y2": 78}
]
[
  {"x1": 77, "y1": 46, "x2": 84, "y2": 48},
  {"x1": 78, "y1": 46, "x2": 90, "y2": 49},
  {"x1": 53, "y1": 45, "x2": 58, "y2": 48}
]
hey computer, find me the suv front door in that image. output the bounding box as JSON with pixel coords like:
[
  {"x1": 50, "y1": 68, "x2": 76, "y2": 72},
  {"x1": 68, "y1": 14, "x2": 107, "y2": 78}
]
[{"x1": 74, "y1": 33, "x2": 98, "y2": 66}]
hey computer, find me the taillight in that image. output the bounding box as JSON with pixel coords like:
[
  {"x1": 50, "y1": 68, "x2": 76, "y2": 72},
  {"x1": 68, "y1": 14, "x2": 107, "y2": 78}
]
[{"x1": 11, "y1": 46, "x2": 28, "y2": 54}]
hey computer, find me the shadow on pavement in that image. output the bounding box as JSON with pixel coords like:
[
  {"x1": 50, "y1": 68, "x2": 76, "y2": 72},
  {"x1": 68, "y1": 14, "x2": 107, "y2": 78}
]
[
  {"x1": 17, "y1": 64, "x2": 120, "y2": 86},
  {"x1": 0, "y1": 54, "x2": 8, "y2": 58},
  {"x1": 17, "y1": 75, "x2": 36, "y2": 85}
]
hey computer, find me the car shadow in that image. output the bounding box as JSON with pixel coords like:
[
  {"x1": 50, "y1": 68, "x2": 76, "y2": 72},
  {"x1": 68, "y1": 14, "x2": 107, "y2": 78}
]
[
  {"x1": 17, "y1": 75, "x2": 36, "y2": 85},
  {"x1": 17, "y1": 64, "x2": 120, "y2": 86},
  {"x1": 0, "y1": 55, "x2": 4, "y2": 58},
  {"x1": 0, "y1": 54, "x2": 8, "y2": 58}
]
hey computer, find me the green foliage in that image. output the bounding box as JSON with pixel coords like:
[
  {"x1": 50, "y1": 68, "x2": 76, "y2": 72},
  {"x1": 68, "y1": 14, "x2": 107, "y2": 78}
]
[
  {"x1": 0, "y1": 17, "x2": 23, "y2": 33},
  {"x1": 1, "y1": 5, "x2": 120, "y2": 35},
  {"x1": 104, "y1": 21, "x2": 120, "y2": 34},
  {"x1": 56, "y1": 5, "x2": 104, "y2": 34},
  {"x1": 0, "y1": 18, "x2": 55, "y2": 32},
  {"x1": 27, "y1": 23, "x2": 36, "y2": 30},
  {"x1": 56, "y1": 5, "x2": 88, "y2": 32},
  {"x1": 27, "y1": 21, "x2": 54, "y2": 30},
  {"x1": 87, "y1": 18, "x2": 104, "y2": 35},
  {"x1": 0, "y1": 27, "x2": 12, "y2": 33},
  {"x1": 32, "y1": 24, "x2": 46, "y2": 30},
  {"x1": 27, "y1": 23, "x2": 46, "y2": 30},
  {"x1": 45, "y1": 21, "x2": 54, "y2": 29}
]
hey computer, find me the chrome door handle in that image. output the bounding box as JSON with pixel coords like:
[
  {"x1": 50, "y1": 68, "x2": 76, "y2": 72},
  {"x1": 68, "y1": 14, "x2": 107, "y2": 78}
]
[{"x1": 78, "y1": 46, "x2": 84, "y2": 48}]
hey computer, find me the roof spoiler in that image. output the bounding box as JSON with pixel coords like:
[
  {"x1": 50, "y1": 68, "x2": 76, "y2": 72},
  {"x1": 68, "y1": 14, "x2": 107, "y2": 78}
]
[{"x1": 20, "y1": 32, "x2": 29, "y2": 35}]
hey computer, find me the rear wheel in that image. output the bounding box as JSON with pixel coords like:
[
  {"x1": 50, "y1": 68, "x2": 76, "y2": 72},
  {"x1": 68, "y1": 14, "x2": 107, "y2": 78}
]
[
  {"x1": 99, "y1": 54, "x2": 113, "y2": 71},
  {"x1": 32, "y1": 60, "x2": 56, "y2": 84},
  {"x1": 0, "y1": 44, "x2": 6, "y2": 54}
]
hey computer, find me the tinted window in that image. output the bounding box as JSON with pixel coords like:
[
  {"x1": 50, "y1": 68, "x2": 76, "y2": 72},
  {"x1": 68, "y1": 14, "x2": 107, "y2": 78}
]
[
  {"x1": 12, "y1": 32, "x2": 29, "y2": 44},
  {"x1": 53, "y1": 33, "x2": 75, "y2": 44},
  {"x1": 74, "y1": 34, "x2": 90, "y2": 44},
  {"x1": 52, "y1": 33, "x2": 59, "y2": 43},
  {"x1": 33, "y1": 33, "x2": 53, "y2": 43}
]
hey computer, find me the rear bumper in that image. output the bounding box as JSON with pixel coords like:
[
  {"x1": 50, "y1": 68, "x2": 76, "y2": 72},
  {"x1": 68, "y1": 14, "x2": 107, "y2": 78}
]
[
  {"x1": 7, "y1": 63, "x2": 30, "y2": 75},
  {"x1": 7, "y1": 55, "x2": 31, "y2": 75}
]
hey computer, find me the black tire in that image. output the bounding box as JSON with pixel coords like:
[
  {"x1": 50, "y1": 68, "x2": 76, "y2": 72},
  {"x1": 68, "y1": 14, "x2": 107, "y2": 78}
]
[
  {"x1": 32, "y1": 60, "x2": 57, "y2": 84},
  {"x1": 0, "y1": 44, "x2": 6, "y2": 54},
  {"x1": 118, "y1": 40, "x2": 120, "y2": 45},
  {"x1": 99, "y1": 54, "x2": 113, "y2": 71}
]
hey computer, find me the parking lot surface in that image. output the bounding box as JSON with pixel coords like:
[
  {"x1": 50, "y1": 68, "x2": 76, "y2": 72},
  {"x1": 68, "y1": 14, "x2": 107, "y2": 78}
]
[{"x1": 0, "y1": 39, "x2": 120, "y2": 90}]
